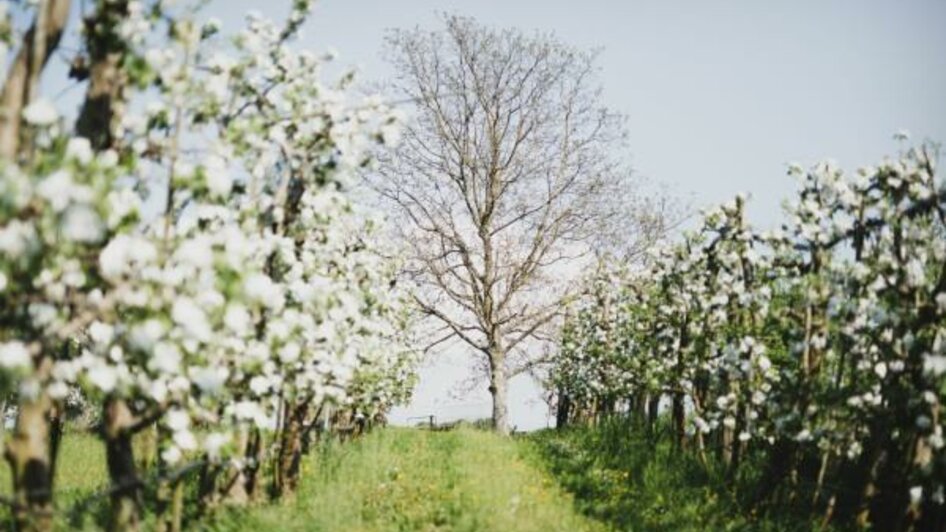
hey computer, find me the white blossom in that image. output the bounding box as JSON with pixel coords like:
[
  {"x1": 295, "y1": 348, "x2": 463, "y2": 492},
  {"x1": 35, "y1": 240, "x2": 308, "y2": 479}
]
[
  {"x1": 66, "y1": 138, "x2": 94, "y2": 165},
  {"x1": 87, "y1": 365, "x2": 118, "y2": 393},
  {"x1": 22, "y1": 99, "x2": 58, "y2": 126},
  {"x1": 189, "y1": 366, "x2": 229, "y2": 395},
  {"x1": 0, "y1": 341, "x2": 32, "y2": 369},
  {"x1": 172, "y1": 298, "x2": 212, "y2": 342},
  {"x1": 924, "y1": 354, "x2": 946, "y2": 376}
]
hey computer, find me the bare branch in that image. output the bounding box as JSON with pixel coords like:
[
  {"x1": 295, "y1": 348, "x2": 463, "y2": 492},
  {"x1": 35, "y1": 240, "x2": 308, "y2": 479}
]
[{"x1": 368, "y1": 15, "x2": 676, "y2": 432}]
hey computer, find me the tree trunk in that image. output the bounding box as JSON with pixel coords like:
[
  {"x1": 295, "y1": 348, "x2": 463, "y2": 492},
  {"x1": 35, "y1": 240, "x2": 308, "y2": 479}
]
[
  {"x1": 103, "y1": 398, "x2": 142, "y2": 532},
  {"x1": 647, "y1": 394, "x2": 660, "y2": 435},
  {"x1": 488, "y1": 354, "x2": 510, "y2": 436},
  {"x1": 0, "y1": 0, "x2": 71, "y2": 160},
  {"x1": 555, "y1": 389, "x2": 571, "y2": 429},
  {"x1": 672, "y1": 391, "x2": 686, "y2": 450},
  {"x1": 5, "y1": 391, "x2": 54, "y2": 532},
  {"x1": 47, "y1": 403, "x2": 63, "y2": 489},
  {"x1": 274, "y1": 400, "x2": 308, "y2": 497},
  {"x1": 74, "y1": 0, "x2": 129, "y2": 150},
  {"x1": 243, "y1": 428, "x2": 263, "y2": 500},
  {"x1": 300, "y1": 405, "x2": 325, "y2": 456}
]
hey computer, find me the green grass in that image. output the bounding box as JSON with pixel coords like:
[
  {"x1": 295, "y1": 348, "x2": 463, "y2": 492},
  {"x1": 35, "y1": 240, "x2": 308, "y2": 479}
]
[
  {"x1": 0, "y1": 426, "x2": 603, "y2": 531},
  {"x1": 207, "y1": 427, "x2": 604, "y2": 532},
  {"x1": 0, "y1": 422, "x2": 836, "y2": 531},
  {"x1": 526, "y1": 418, "x2": 829, "y2": 532},
  {"x1": 0, "y1": 430, "x2": 109, "y2": 496},
  {"x1": 0, "y1": 430, "x2": 111, "y2": 530}
]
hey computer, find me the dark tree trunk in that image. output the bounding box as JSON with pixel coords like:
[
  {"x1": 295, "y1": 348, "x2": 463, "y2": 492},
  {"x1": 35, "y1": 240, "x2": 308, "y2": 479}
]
[
  {"x1": 243, "y1": 428, "x2": 263, "y2": 500},
  {"x1": 555, "y1": 390, "x2": 571, "y2": 429},
  {"x1": 274, "y1": 400, "x2": 309, "y2": 497},
  {"x1": 47, "y1": 404, "x2": 63, "y2": 489},
  {"x1": 103, "y1": 398, "x2": 142, "y2": 532},
  {"x1": 5, "y1": 392, "x2": 54, "y2": 532},
  {"x1": 672, "y1": 391, "x2": 686, "y2": 450},
  {"x1": 74, "y1": 0, "x2": 129, "y2": 150}
]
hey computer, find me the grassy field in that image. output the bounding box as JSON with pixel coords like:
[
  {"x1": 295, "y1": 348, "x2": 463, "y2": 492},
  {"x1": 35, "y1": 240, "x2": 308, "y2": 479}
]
[
  {"x1": 0, "y1": 426, "x2": 603, "y2": 530},
  {"x1": 208, "y1": 427, "x2": 603, "y2": 531},
  {"x1": 0, "y1": 423, "x2": 829, "y2": 530},
  {"x1": 527, "y1": 419, "x2": 828, "y2": 532},
  {"x1": 0, "y1": 431, "x2": 112, "y2": 529}
]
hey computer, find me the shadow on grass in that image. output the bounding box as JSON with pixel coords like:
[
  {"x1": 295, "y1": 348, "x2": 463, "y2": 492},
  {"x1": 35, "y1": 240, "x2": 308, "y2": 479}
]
[{"x1": 525, "y1": 417, "x2": 825, "y2": 532}]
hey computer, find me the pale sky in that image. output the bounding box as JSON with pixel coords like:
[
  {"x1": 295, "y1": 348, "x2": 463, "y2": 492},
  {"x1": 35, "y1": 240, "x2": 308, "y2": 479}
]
[{"x1": 34, "y1": 0, "x2": 946, "y2": 430}]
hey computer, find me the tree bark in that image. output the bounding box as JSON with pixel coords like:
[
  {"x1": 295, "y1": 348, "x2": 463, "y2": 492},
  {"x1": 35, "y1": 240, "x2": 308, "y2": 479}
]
[
  {"x1": 4, "y1": 390, "x2": 54, "y2": 532},
  {"x1": 243, "y1": 428, "x2": 263, "y2": 500},
  {"x1": 488, "y1": 353, "x2": 510, "y2": 435},
  {"x1": 47, "y1": 404, "x2": 63, "y2": 487},
  {"x1": 647, "y1": 394, "x2": 660, "y2": 435},
  {"x1": 555, "y1": 389, "x2": 571, "y2": 429},
  {"x1": 672, "y1": 391, "x2": 686, "y2": 450},
  {"x1": 103, "y1": 398, "x2": 142, "y2": 532},
  {"x1": 274, "y1": 400, "x2": 308, "y2": 497},
  {"x1": 0, "y1": 0, "x2": 71, "y2": 160},
  {"x1": 74, "y1": 0, "x2": 129, "y2": 149}
]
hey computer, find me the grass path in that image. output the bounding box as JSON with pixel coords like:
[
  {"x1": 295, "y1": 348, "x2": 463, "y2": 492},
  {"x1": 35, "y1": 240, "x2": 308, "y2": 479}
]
[{"x1": 210, "y1": 427, "x2": 604, "y2": 532}]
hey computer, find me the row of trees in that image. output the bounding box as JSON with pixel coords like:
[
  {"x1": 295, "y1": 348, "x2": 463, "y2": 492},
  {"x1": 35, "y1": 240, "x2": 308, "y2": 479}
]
[
  {"x1": 0, "y1": 1, "x2": 417, "y2": 530},
  {"x1": 551, "y1": 144, "x2": 946, "y2": 530}
]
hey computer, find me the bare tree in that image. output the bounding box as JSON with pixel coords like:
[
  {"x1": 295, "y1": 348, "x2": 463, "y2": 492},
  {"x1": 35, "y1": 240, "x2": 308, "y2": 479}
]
[{"x1": 374, "y1": 15, "x2": 669, "y2": 434}]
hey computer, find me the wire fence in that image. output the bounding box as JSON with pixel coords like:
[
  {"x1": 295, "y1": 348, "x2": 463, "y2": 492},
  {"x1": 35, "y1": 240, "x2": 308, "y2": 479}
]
[
  {"x1": 0, "y1": 457, "x2": 210, "y2": 521},
  {"x1": 0, "y1": 432, "x2": 287, "y2": 523}
]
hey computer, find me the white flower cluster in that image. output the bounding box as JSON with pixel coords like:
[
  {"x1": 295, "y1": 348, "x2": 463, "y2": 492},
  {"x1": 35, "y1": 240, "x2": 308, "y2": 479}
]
[
  {"x1": 0, "y1": 0, "x2": 417, "y2": 518},
  {"x1": 551, "y1": 145, "x2": 946, "y2": 525}
]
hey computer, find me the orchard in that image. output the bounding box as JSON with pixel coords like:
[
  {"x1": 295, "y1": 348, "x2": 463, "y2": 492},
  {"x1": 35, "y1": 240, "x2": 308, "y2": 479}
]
[
  {"x1": 2, "y1": 1, "x2": 943, "y2": 531},
  {"x1": 0, "y1": 1, "x2": 417, "y2": 529},
  {"x1": 551, "y1": 143, "x2": 946, "y2": 530}
]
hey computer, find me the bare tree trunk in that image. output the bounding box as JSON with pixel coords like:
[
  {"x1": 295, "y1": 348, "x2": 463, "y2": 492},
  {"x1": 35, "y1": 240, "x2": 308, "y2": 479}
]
[
  {"x1": 300, "y1": 405, "x2": 325, "y2": 456},
  {"x1": 75, "y1": 0, "x2": 128, "y2": 148},
  {"x1": 5, "y1": 391, "x2": 54, "y2": 532},
  {"x1": 274, "y1": 400, "x2": 308, "y2": 497},
  {"x1": 0, "y1": 0, "x2": 71, "y2": 160},
  {"x1": 47, "y1": 403, "x2": 63, "y2": 486},
  {"x1": 672, "y1": 391, "x2": 686, "y2": 450},
  {"x1": 555, "y1": 389, "x2": 571, "y2": 429},
  {"x1": 103, "y1": 398, "x2": 142, "y2": 532},
  {"x1": 243, "y1": 428, "x2": 263, "y2": 500},
  {"x1": 488, "y1": 352, "x2": 510, "y2": 435}
]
